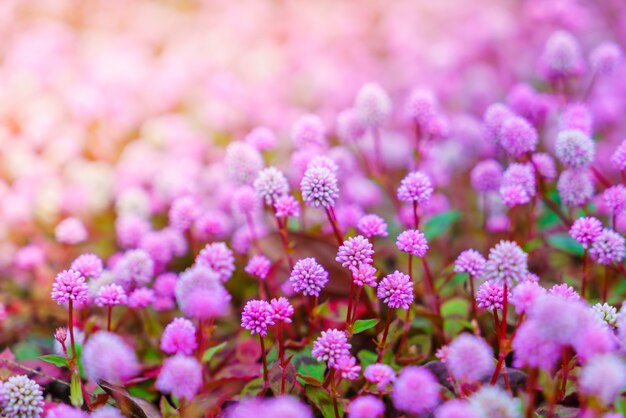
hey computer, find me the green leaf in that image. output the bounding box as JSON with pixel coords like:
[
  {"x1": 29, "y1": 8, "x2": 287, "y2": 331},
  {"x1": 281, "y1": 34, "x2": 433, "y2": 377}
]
[
  {"x1": 70, "y1": 372, "x2": 83, "y2": 407},
  {"x1": 441, "y1": 298, "x2": 469, "y2": 319},
  {"x1": 305, "y1": 385, "x2": 343, "y2": 418},
  {"x1": 423, "y1": 210, "x2": 461, "y2": 240},
  {"x1": 128, "y1": 384, "x2": 158, "y2": 402},
  {"x1": 240, "y1": 377, "x2": 264, "y2": 396},
  {"x1": 353, "y1": 318, "x2": 379, "y2": 334},
  {"x1": 39, "y1": 354, "x2": 68, "y2": 368},
  {"x1": 202, "y1": 342, "x2": 227, "y2": 363},
  {"x1": 357, "y1": 350, "x2": 378, "y2": 369},
  {"x1": 547, "y1": 233, "x2": 584, "y2": 256}
]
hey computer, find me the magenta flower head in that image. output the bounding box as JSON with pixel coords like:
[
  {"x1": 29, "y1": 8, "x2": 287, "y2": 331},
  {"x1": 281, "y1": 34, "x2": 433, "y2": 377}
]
[
  {"x1": 116, "y1": 214, "x2": 151, "y2": 249},
  {"x1": 603, "y1": 185, "x2": 626, "y2": 215},
  {"x1": 176, "y1": 265, "x2": 231, "y2": 319},
  {"x1": 549, "y1": 283, "x2": 580, "y2": 301},
  {"x1": 512, "y1": 321, "x2": 562, "y2": 371},
  {"x1": 396, "y1": 229, "x2": 429, "y2": 257},
  {"x1": 270, "y1": 297, "x2": 294, "y2": 323},
  {"x1": 392, "y1": 366, "x2": 439, "y2": 415},
  {"x1": 312, "y1": 329, "x2": 351, "y2": 367},
  {"x1": 590, "y1": 228, "x2": 625, "y2": 265},
  {"x1": 232, "y1": 186, "x2": 261, "y2": 215},
  {"x1": 245, "y1": 126, "x2": 277, "y2": 151},
  {"x1": 300, "y1": 165, "x2": 339, "y2": 208},
  {"x1": 14, "y1": 245, "x2": 45, "y2": 271},
  {"x1": 83, "y1": 331, "x2": 139, "y2": 383},
  {"x1": 337, "y1": 108, "x2": 366, "y2": 143},
  {"x1": 351, "y1": 263, "x2": 378, "y2": 287},
  {"x1": 470, "y1": 159, "x2": 503, "y2": 193},
  {"x1": 263, "y1": 396, "x2": 314, "y2": 418},
  {"x1": 540, "y1": 30, "x2": 584, "y2": 80},
  {"x1": 95, "y1": 284, "x2": 127, "y2": 307},
  {"x1": 357, "y1": 214, "x2": 388, "y2": 238},
  {"x1": 511, "y1": 281, "x2": 546, "y2": 314},
  {"x1": 289, "y1": 258, "x2": 328, "y2": 297},
  {"x1": 45, "y1": 405, "x2": 88, "y2": 418},
  {"x1": 161, "y1": 317, "x2": 197, "y2": 355},
  {"x1": 333, "y1": 355, "x2": 361, "y2": 380},
  {"x1": 500, "y1": 115, "x2": 538, "y2": 157},
  {"x1": 55, "y1": 217, "x2": 88, "y2": 245},
  {"x1": 590, "y1": 42, "x2": 622, "y2": 76},
  {"x1": 291, "y1": 114, "x2": 327, "y2": 149},
  {"x1": 435, "y1": 400, "x2": 480, "y2": 418},
  {"x1": 196, "y1": 242, "x2": 235, "y2": 282},
  {"x1": 469, "y1": 386, "x2": 521, "y2": 418},
  {"x1": 336, "y1": 235, "x2": 374, "y2": 268},
  {"x1": 354, "y1": 82, "x2": 392, "y2": 128},
  {"x1": 274, "y1": 195, "x2": 300, "y2": 218},
  {"x1": 404, "y1": 88, "x2": 437, "y2": 126},
  {"x1": 611, "y1": 140, "x2": 626, "y2": 172},
  {"x1": 113, "y1": 249, "x2": 154, "y2": 287},
  {"x1": 483, "y1": 240, "x2": 528, "y2": 286},
  {"x1": 483, "y1": 103, "x2": 513, "y2": 144},
  {"x1": 476, "y1": 281, "x2": 509, "y2": 311},
  {"x1": 377, "y1": 271, "x2": 414, "y2": 310},
  {"x1": 500, "y1": 185, "x2": 530, "y2": 207},
  {"x1": 397, "y1": 171, "x2": 433, "y2": 204},
  {"x1": 454, "y1": 249, "x2": 486, "y2": 278},
  {"x1": 51, "y1": 269, "x2": 89, "y2": 306},
  {"x1": 557, "y1": 169, "x2": 594, "y2": 207},
  {"x1": 245, "y1": 255, "x2": 271, "y2": 280},
  {"x1": 502, "y1": 163, "x2": 536, "y2": 198},
  {"x1": 555, "y1": 129, "x2": 595, "y2": 169},
  {"x1": 241, "y1": 299, "x2": 275, "y2": 337},
  {"x1": 71, "y1": 253, "x2": 103, "y2": 279},
  {"x1": 445, "y1": 334, "x2": 494, "y2": 383},
  {"x1": 128, "y1": 287, "x2": 155, "y2": 308},
  {"x1": 364, "y1": 363, "x2": 395, "y2": 390},
  {"x1": 0, "y1": 375, "x2": 44, "y2": 418},
  {"x1": 532, "y1": 153, "x2": 557, "y2": 180},
  {"x1": 224, "y1": 141, "x2": 264, "y2": 185},
  {"x1": 90, "y1": 406, "x2": 124, "y2": 418},
  {"x1": 168, "y1": 196, "x2": 199, "y2": 231},
  {"x1": 254, "y1": 167, "x2": 289, "y2": 206},
  {"x1": 156, "y1": 355, "x2": 202, "y2": 401},
  {"x1": 570, "y1": 216, "x2": 603, "y2": 249},
  {"x1": 348, "y1": 395, "x2": 385, "y2": 418},
  {"x1": 560, "y1": 104, "x2": 593, "y2": 135},
  {"x1": 579, "y1": 354, "x2": 626, "y2": 406}
]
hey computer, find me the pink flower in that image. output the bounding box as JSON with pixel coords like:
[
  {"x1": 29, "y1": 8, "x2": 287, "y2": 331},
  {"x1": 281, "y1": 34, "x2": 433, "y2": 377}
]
[
  {"x1": 83, "y1": 332, "x2": 139, "y2": 384},
  {"x1": 377, "y1": 271, "x2": 414, "y2": 310},
  {"x1": 274, "y1": 195, "x2": 300, "y2": 218},
  {"x1": 357, "y1": 214, "x2": 388, "y2": 238},
  {"x1": 483, "y1": 240, "x2": 528, "y2": 286},
  {"x1": 333, "y1": 355, "x2": 361, "y2": 380},
  {"x1": 156, "y1": 355, "x2": 202, "y2": 401},
  {"x1": 245, "y1": 127, "x2": 277, "y2": 151},
  {"x1": 445, "y1": 334, "x2": 494, "y2": 383},
  {"x1": 168, "y1": 196, "x2": 199, "y2": 231},
  {"x1": 476, "y1": 281, "x2": 509, "y2": 311},
  {"x1": 570, "y1": 217, "x2": 603, "y2": 248},
  {"x1": 549, "y1": 283, "x2": 580, "y2": 300},
  {"x1": 291, "y1": 114, "x2": 327, "y2": 149},
  {"x1": 71, "y1": 253, "x2": 103, "y2": 279},
  {"x1": 161, "y1": 318, "x2": 197, "y2": 355},
  {"x1": 95, "y1": 284, "x2": 127, "y2": 307},
  {"x1": 511, "y1": 282, "x2": 546, "y2": 314},
  {"x1": 336, "y1": 235, "x2": 374, "y2": 268},
  {"x1": 241, "y1": 299, "x2": 275, "y2": 337},
  {"x1": 254, "y1": 167, "x2": 289, "y2": 205},
  {"x1": 51, "y1": 269, "x2": 89, "y2": 306},
  {"x1": 176, "y1": 266, "x2": 231, "y2": 319},
  {"x1": 397, "y1": 171, "x2": 433, "y2": 204},
  {"x1": 300, "y1": 165, "x2": 339, "y2": 208},
  {"x1": 312, "y1": 329, "x2": 351, "y2": 367},
  {"x1": 396, "y1": 229, "x2": 429, "y2": 257},
  {"x1": 590, "y1": 228, "x2": 625, "y2": 265},
  {"x1": 245, "y1": 255, "x2": 271, "y2": 280},
  {"x1": 55, "y1": 217, "x2": 88, "y2": 245},
  {"x1": 289, "y1": 258, "x2": 328, "y2": 297},
  {"x1": 196, "y1": 242, "x2": 235, "y2": 282},
  {"x1": 392, "y1": 367, "x2": 439, "y2": 415},
  {"x1": 350, "y1": 263, "x2": 377, "y2": 287},
  {"x1": 454, "y1": 250, "x2": 486, "y2": 277},
  {"x1": 500, "y1": 115, "x2": 538, "y2": 157},
  {"x1": 127, "y1": 287, "x2": 155, "y2": 308},
  {"x1": 470, "y1": 160, "x2": 503, "y2": 193},
  {"x1": 555, "y1": 129, "x2": 595, "y2": 169},
  {"x1": 270, "y1": 297, "x2": 294, "y2": 323},
  {"x1": 364, "y1": 363, "x2": 395, "y2": 390},
  {"x1": 348, "y1": 396, "x2": 385, "y2": 418},
  {"x1": 354, "y1": 83, "x2": 392, "y2": 128}
]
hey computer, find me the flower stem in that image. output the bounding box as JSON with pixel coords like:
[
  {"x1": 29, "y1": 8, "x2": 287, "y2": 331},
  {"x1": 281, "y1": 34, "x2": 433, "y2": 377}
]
[
  {"x1": 412, "y1": 201, "x2": 420, "y2": 229},
  {"x1": 346, "y1": 280, "x2": 355, "y2": 325},
  {"x1": 603, "y1": 265, "x2": 610, "y2": 302},
  {"x1": 581, "y1": 249, "x2": 588, "y2": 299},
  {"x1": 376, "y1": 309, "x2": 393, "y2": 362},
  {"x1": 421, "y1": 258, "x2": 439, "y2": 315},
  {"x1": 107, "y1": 306, "x2": 112, "y2": 332},
  {"x1": 324, "y1": 207, "x2": 343, "y2": 245},
  {"x1": 68, "y1": 301, "x2": 77, "y2": 363},
  {"x1": 259, "y1": 334, "x2": 269, "y2": 388},
  {"x1": 469, "y1": 275, "x2": 478, "y2": 324},
  {"x1": 278, "y1": 323, "x2": 286, "y2": 394}
]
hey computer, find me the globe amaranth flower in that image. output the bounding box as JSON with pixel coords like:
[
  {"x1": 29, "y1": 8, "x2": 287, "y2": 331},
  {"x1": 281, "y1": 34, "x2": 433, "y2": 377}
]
[
  {"x1": 291, "y1": 113, "x2": 327, "y2": 149},
  {"x1": 254, "y1": 167, "x2": 289, "y2": 205},
  {"x1": 445, "y1": 334, "x2": 494, "y2": 383},
  {"x1": 579, "y1": 354, "x2": 626, "y2": 406},
  {"x1": 348, "y1": 395, "x2": 385, "y2": 418},
  {"x1": 549, "y1": 283, "x2": 580, "y2": 301},
  {"x1": 354, "y1": 82, "x2": 392, "y2": 128},
  {"x1": 540, "y1": 30, "x2": 583, "y2": 80},
  {"x1": 312, "y1": 329, "x2": 351, "y2": 367},
  {"x1": 483, "y1": 103, "x2": 513, "y2": 144},
  {"x1": 500, "y1": 115, "x2": 538, "y2": 157},
  {"x1": 289, "y1": 258, "x2": 329, "y2": 297},
  {"x1": 611, "y1": 139, "x2": 626, "y2": 172},
  {"x1": 454, "y1": 249, "x2": 486, "y2": 278},
  {"x1": 241, "y1": 299, "x2": 275, "y2": 337},
  {"x1": 531, "y1": 153, "x2": 557, "y2": 180},
  {"x1": 392, "y1": 366, "x2": 439, "y2": 415},
  {"x1": 90, "y1": 406, "x2": 124, "y2": 418},
  {"x1": 589, "y1": 228, "x2": 625, "y2": 265},
  {"x1": 502, "y1": 163, "x2": 535, "y2": 198},
  {"x1": 476, "y1": 281, "x2": 509, "y2": 311},
  {"x1": 470, "y1": 159, "x2": 503, "y2": 193},
  {"x1": 569, "y1": 216, "x2": 603, "y2": 248},
  {"x1": 500, "y1": 185, "x2": 530, "y2": 207},
  {"x1": 333, "y1": 355, "x2": 361, "y2": 380},
  {"x1": 483, "y1": 240, "x2": 528, "y2": 286},
  {"x1": 127, "y1": 287, "x2": 155, "y2": 308},
  {"x1": 592, "y1": 303, "x2": 618, "y2": 327},
  {"x1": 195, "y1": 242, "x2": 235, "y2": 282},
  {"x1": 45, "y1": 404, "x2": 88, "y2": 418},
  {"x1": 156, "y1": 355, "x2": 202, "y2": 401},
  {"x1": 336, "y1": 107, "x2": 366, "y2": 143},
  {"x1": 351, "y1": 263, "x2": 377, "y2": 287},
  {"x1": 336, "y1": 235, "x2": 374, "y2": 268},
  {"x1": 83, "y1": 331, "x2": 139, "y2": 383},
  {"x1": 590, "y1": 42, "x2": 622, "y2": 76},
  {"x1": 168, "y1": 195, "x2": 199, "y2": 231},
  {"x1": 510, "y1": 281, "x2": 545, "y2": 314},
  {"x1": 161, "y1": 317, "x2": 198, "y2": 355},
  {"x1": 435, "y1": 400, "x2": 480, "y2": 418},
  {"x1": 555, "y1": 129, "x2": 595, "y2": 169},
  {"x1": 224, "y1": 141, "x2": 264, "y2": 185},
  {"x1": 95, "y1": 284, "x2": 128, "y2": 307},
  {"x1": 603, "y1": 185, "x2": 626, "y2": 215},
  {"x1": 559, "y1": 103, "x2": 592, "y2": 135},
  {"x1": 377, "y1": 271, "x2": 414, "y2": 310},
  {"x1": 357, "y1": 214, "x2": 388, "y2": 238},
  {"x1": 51, "y1": 269, "x2": 89, "y2": 305},
  {"x1": 0, "y1": 375, "x2": 44, "y2": 418},
  {"x1": 245, "y1": 255, "x2": 271, "y2": 280},
  {"x1": 300, "y1": 165, "x2": 339, "y2": 208},
  {"x1": 397, "y1": 171, "x2": 433, "y2": 204},
  {"x1": 71, "y1": 253, "x2": 103, "y2": 279},
  {"x1": 364, "y1": 363, "x2": 395, "y2": 390},
  {"x1": 232, "y1": 186, "x2": 260, "y2": 215},
  {"x1": 469, "y1": 386, "x2": 521, "y2": 418},
  {"x1": 404, "y1": 88, "x2": 437, "y2": 126},
  {"x1": 55, "y1": 217, "x2": 88, "y2": 245},
  {"x1": 176, "y1": 265, "x2": 231, "y2": 319},
  {"x1": 115, "y1": 214, "x2": 151, "y2": 249},
  {"x1": 270, "y1": 297, "x2": 294, "y2": 323},
  {"x1": 307, "y1": 155, "x2": 339, "y2": 174},
  {"x1": 557, "y1": 169, "x2": 594, "y2": 207},
  {"x1": 396, "y1": 229, "x2": 429, "y2": 257},
  {"x1": 274, "y1": 195, "x2": 300, "y2": 218},
  {"x1": 113, "y1": 249, "x2": 154, "y2": 287},
  {"x1": 245, "y1": 126, "x2": 277, "y2": 151}
]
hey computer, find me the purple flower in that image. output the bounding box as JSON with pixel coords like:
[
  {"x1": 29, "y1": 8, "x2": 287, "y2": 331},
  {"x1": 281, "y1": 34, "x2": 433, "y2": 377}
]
[
  {"x1": 557, "y1": 169, "x2": 594, "y2": 207},
  {"x1": 274, "y1": 195, "x2": 300, "y2": 218},
  {"x1": 168, "y1": 196, "x2": 199, "y2": 231},
  {"x1": 392, "y1": 366, "x2": 439, "y2": 415},
  {"x1": 603, "y1": 185, "x2": 626, "y2": 215},
  {"x1": 397, "y1": 171, "x2": 433, "y2": 204},
  {"x1": 354, "y1": 83, "x2": 392, "y2": 128},
  {"x1": 289, "y1": 258, "x2": 329, "y2": 297},
  {"x1": 300, "y1": 165, "x2": 339, "y2": 208},
  {"x1": 270, "y1": 297, "x2": 294, "y2": 323},
  {"x1": 333, "y1": 355, "x2": 361, "y2": 380},
  {"x1": 483, "y1": 240, "x2": 528, "y2": 286},
  {"x1": 512, "y1": 321, "x2": 562, "y2": 371},
  {"x1": 291, "y1": 114, "x2": 327, "y2": 148},
  {"x1": 483, "y1": 103, "x2": 513, "y2": 144},
  {"x1": 55, "y1": 217, "x2": 88, "y2": 245},
  {"x1": 51, "y1": 269, "x2": 89, "y2": 306},
  {"x1": 540, "y1": 30, "x2": 583, "y2": 80},
  {"x1": 116, "y1": 215, "x2": 151, "y2": 249},
  {"x1": 127, "y1": 287, "x2": 155, "y2": 308},
  {"x1": 502, "y1": 163, "x2": 535, "y2": 198},
  {"x1": 435, "y1": 400, "x2": 480, "y2": 418},
  {"x1": 357, "y1": 214, "x2": 388, "y2": 238},
  {"x1": 224, "y1": 141, "x2": 264, "y2": 185},
  {"x1": 312, "y1": 329, "x2": 351, "y2": 367},
  {"x1": 611, "y1": 140, "x2": 626, "y2": 172},
  {"x1": 555, "y1": 129, "x2": 595, "y2": 169},
  {"x1": 532, "y1": 153, "x2": 557, "y2": 180},
  {"x1": 445, "y1": 334, "x2": 494, "y2": 383},
  {"x1": 405, "y1": 88, "x2": 437, "y2": 126},
  {"x1": 254, "y1": 167, "x2": 289, "y2": 205},
  {"x1": 156, "y1": 355, "x2": 202, "y2": 401},
  {"x1": 245, "y1": 255, "x2": 271, "y2": 280},
  {"x1": 232, "y1": 186, "x2": 261, "y2": 215},
  {"x1": 591, "y1": 42, "x2": 622, "y2": 75},
  {"x1": 500, "y1": 185, "x2": 530, "y2": 207},
  {"x1": 45, "y1": 405, "x2": 88, "y2": 418},
  {"x1": 549, "y1": 283, "x2": 580, "y2": 301},
  {"x1": 350, "y1": 263, "x2": 377, "y2": 287},
  {"x1": 194, "y1": 210, "x2": 232, "y2": 241},
  {"x1": 245, "y1": 126, "x2": 277, "y2": 151},
  {"x1": 476, "y1": 281, "x2": 509, "y2": 311},
  {"x1": 470, "y1": 159, "x2": 503, "y2": 193},
  {"x1": 113, "y1": 249, "x2": 154, "y2": 287},
  {"x1": 560, "y1": 104, "x2": 593, "y2": 135},
  {"x1": 196, "y1": 242, "x2": 235, "y2": 282},
  {"x1": 469, "y1": 386, "x2": 521, "y2": 418},
  {"x1": 396, "y1": 229, "x2": 429, "y2": 257},
  {"x1": 511, "y1": 282, "x2": 546, "y2": 314},
  {"x1": 569, "y1": 217, "x2": 603, "y2": 248},
  {"x1": 590, "y1": 228, "x2": 625, "y2": 265},
  {"x1": 161, "y1": 318, "x2": 197, "y2": 355},
  {"x1": 579, "y1": 354, "x2": 626, "y2": 406},
  {"x1": 454, "y1": 250, "x2": 486, "y2": 277},
  {"x1": 90, "y1": 406, "x2": 124, "y2": 418},
  {"x1": 241, "y1": 299, "x2": 275, "y2": 337},
  {"x1": 337, "y1": 108, "x2": 366, "y2": 143},
  {"x1": 95, "y1": 284, "x2": 127, "y2": 307},
  {"x1": 336, "y1": 235, "x2": 374, "y2": 268},
  {"x1": 70, "y1": 253, "x2": 103, "y2": 279},
  {"x1": 263, "y1": 396, "x2": 314, "y2": 418},
  {"x1": 348, "y1": 395, "x2": 385, "y2": 418},
  {"x1": 500, "y1": 115, "x2": 538, "y2": 157},
  {"x1": 176, "y1": 266, "x2": 231, "y2": 319},
  {"x1": 83, "y1": 331, "x2": 139, "y2": 383},
  {"x1": 0, "y1": 375, "x2": 44, "y2": 418},
  {"x1": 14, "y1": 245, "x2": 45, "y2": 270},
  {"x1": 364, "y1": 363, "x2": 395, "y2": 390},
  {"x1": 377, "y1": 271, "x2": 414, "y2": 310}
]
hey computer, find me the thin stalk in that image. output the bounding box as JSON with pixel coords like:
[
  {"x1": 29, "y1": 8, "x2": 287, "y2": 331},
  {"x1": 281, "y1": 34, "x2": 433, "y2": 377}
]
[
  {"x1": 524, "y1": 369, "x2": 538, "y2": 418},
  {"x1": 324, "y1": 207, "x2": 343, "y2": 245},
  {"x1": 421, "y1": 258, "x2": 440, "y2": 315},
  {"x1": 603, "y1": 265, "x2": 609, "y2": 303},
  {"x1": 274, "y1": 213, "x2": 294, "y2": 269},
  {"x1": 346, "y1": 281, "x2": 355, "y2": 325},
  {"x1": 376, "y1": 309, "x2": 393, "y2": 362},
  {"x1": 581, "y1": 249, "x2": 589, "y2": 299},
  {"x1": 412, "y1": 201, "x2": 420, "y2": 229},
  {"x1": 259, "y1": 334, "x2": 269, "y2": 388},
  {"x1": 351, "y1": 287, "x2": 362, "y2": 324},
  {"x1": 68, "y1": 301, "x2": 77, "y2": 363},
  {"x1": 107, "y1": 306, "x2": 113, "y2": 332},
  {"x1": 398, "y1": 256, "x2": 414, "y2": 352},
  {"x1": 278, "y1": 323, "x2": 286, "y2": 394},
  {"x1": 469, "y1": 275, "x2": 478, "y2": 324}
]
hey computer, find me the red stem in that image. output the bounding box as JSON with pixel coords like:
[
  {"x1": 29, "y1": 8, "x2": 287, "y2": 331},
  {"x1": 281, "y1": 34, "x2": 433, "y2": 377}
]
[
  {"x1": 324, "y1": 207, "x2": 343, "y2": 245},
  {"x1": 602, "y1": 265, "x2": 609, "y2": 303},
  {"x1": 259, "y1": 334, "x2": 269, "y2": 388},
  {"x1": 278, "y1": 323, "x2": 286, "y2": 394},
  {"x1": 68, "y1": 301, "x2": 77, "y2": 362},
  {"x1": 421, "y1": 258, "x2": 439, "y2": 315},
  {"x1": 582, "y1": 250, "x2": 588, "y2": 299},
  {"x1": 412, "y1": 201, "x2": 420, "y2": 229},
  {"x1": 107, "y1": 306, "x2": 112, "y2": 332},
  {"x1": 376, "y1": 309, "x2": 393, "y2": 362}
]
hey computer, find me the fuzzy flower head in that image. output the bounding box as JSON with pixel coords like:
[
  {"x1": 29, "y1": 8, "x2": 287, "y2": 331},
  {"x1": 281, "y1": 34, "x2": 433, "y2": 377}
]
[
  {"x1": 336, "y1": 235, "x2": 374, "y2": 268},
  {"x1": 224, "y1": 141, "x2": 264, "y2": 185},
  {"x1": 176, "y1": 266, "x2": 231, "y2": 319},
  {"x1": 351, "y1": 263, "x2": 378, "y2": 287},
  {"x1": 512, "y1": 321, "x2": 562, "y2": 371},
  {"x1": 446, "y1": 334, "x2": 494, "y2": 383},
  {"x1": 354, "y1": 83, "x2": 392, "y2": 128},
  {"x1": 483, "y1": 103, "x2": 513, "y2": 144},
  {"x1": 90, "y1": 406, "x2": 124, "y2": 418},
  {"x1": 168, "y1": 196, "x2": 199, "y2": 231},
  {"x1": 592, "y1": 303, "x2": 618, "y2": 327},
  {"x1": 336, "y1": 108, "x2": 366, "y2": 143},
  {"x1": 45, "y1": 405, "x2": 88, "y2": 418},
  {"x1": 511, "y1": 281, "x2": 546, "y2": 314},
  {"x1": 470, "y1": 159, "x2": 503, "y2": 193},
  {"x1": 289, "y1": 258, "x2": 329, "y2": 297},
  {"x1": 95, "y1": 284, "x2": 127, "y2": 307},
  {"x1": 560, "y1": 104, "x2": 592, "y2": 135},
  {"x1": 55, "y1": 217, "x2": 88, "y2": 245},
  {"x1": 196, "y1": 242, "x2": 235, "y2": 282},
  {"x1": 83, "y1": 331, "x2": 139, "y2": 383},
  {"x1": 549, "y1": 283, "x2": 580, "y2": 301},
  {"x1": 71, "y1": 253, "x2": 103, "y2": 279},
  {"x1": 0, "y1": 375, "x2": 44, "y2": 418},
  {"x1": 263, "y1": 396, "x2": 314, "y2": 418},
  {"x1": 469, "y1": 386, "x2": 521, "y2": 418},
  {"x1": 245, "y1": 255, "x2": 271, "y2": 280},
  {"x1": 113, "y1": 249, "x2": 154, "y2": 287},
  {"x1": 232, "y1": 186, "x2": 260, "y2": 215},
  {"x1": 348, "y1": 395, "x2": 385, "y2": 418},
  {"x1": 476, "y1": 281, "x2": 509, "y2": 311},
  {"x1": 591, "y1": 42, "x2": 622, "y2": 76},
  {"x1": 392, "y1": 366, "x2": 440, "y2": 415},
  {"x1": 396, "y1": 229, "x2": 429, "y2": 257},
  {"x1": 254, "y1": 167, "x2": 290, "y2": 206},
  {"x1": 156, "y1": 355, "x2": 202, "y2": 401},
  {"x1": 555, "y1": 130, "x2": 595, "y2": 169},
  {"x1": 161, "y1": 317, "x2": 197, "y2": 355},
  {"x1": 273, "y1": 195, "x2": 300, "y2": 218},
  {"x1": 590, "y1": 228, "x2": 625, "y2": 265},
  {"x1": 270, "y1": 297, "x2": 294, "y2": 323},
  {"x1": 532, "y1": 153, "x2": 557, "y2": 180},
  {"x1": 377, "y1": 271, "x2": 414, "y2": 310},
  {"x1": 579, "y1": 354, "x2": 626, "y2": 406},
  {"x1": 557, "y1": 169, "x2": 594, "y2": 207},
  {"x1": 291, "y1": 114, "x2": 327, "y2": 149},
  {"x1": 540, "y1": 30, "x2": 584, "y2": 80},
  {"x1": 312, "y1": 329, "x2": 351, "y2": 367},
  {"x1": 116, "y1": 215, "x2": 151, "y2": 249},
  {"x1": 51, "y1": 269, "x2": 89, "y2": 306},
  {"x1": 500, "y1": 115, "x2": 538, "y2": 157},
  {"x1": 435, "y1": 400, "x2": 480, "y2": 418},
  {"x1": 454, "y1": 250, "x2": 486, "y2": 278},
  {"x1": 128, "y1": 287, "x2": 155, "y2": 308},
  {"x1": 300, "y1": 165, "x2": 339, "y2": 208},
  {"x1": 245, "y1": 126, "x2": 277, "y2": 151},
  {"x1": 569, "y1": 217, "x2": 603, "y2": 248},
  {"x1": 241, "y1": 299, "x2": 275, "y2": 337},
  {"x1": 364, "y1": 363, "x2": 395, "y2": 390},
  {"x1": 483, "y1": 240, "x2": 528, "y2": 286},
  {"x1": 333, "y1": 355, "x2": 361, "y2": 380},
  {"x1": 500, "y1": 185, "x2": 530, "y2": 207},
  {"x1": 357, "y1": 214, "x2": 388, "y2": 238},
  {"x1": 611, "y1": 140, "x2": 626, "y2": 172},
  {"x1": 603, "y1": 185, "x2": 626, "y2": 215},
  {"x1": 405, "y1": 88, "x2": 437, "y2": 126},
  {"x1": 502, "y1": 163, "x2": 535, "y2": 198},
  {"x1": 397, "y1": 171, "x2": 433, "y2": 204}
]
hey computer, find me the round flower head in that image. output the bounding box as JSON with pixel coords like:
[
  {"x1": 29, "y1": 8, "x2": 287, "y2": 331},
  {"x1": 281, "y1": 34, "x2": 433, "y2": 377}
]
[
  {"x1": 312, "y1": 329, "x2": 351, "y2": 367},
  {"x1": 549, "y1": 283, "x2": 580, "y2": 300},
  {"x1": 500, "y1": 115, "x2": 538, "y2": 157},
  {"x1": 557, "y1": 169, "x2": 594, "y2": 207},
  {"x1": 506, "y1": 83, "x2": 549, "y2": 126},
  {"x1": 263, "y1": 396, "x2": 314, "y2": 418},
  {"x1": 194, "y1": 210, "x2": 231, "y2": 241},
  {"x1": 245, "y1": 255, "x2": 271, "y2": 280},
  {"x1": 502, "y1": 163, "x2": 536, "y2": 198},
  {"x1": 176, "y1": 265, "x2": 231, "y2": 319},
  {"x1": 357, "y1": 214, "x2": 388, "y2": 238},
  {"x1": 351, "y1": 263, "x2": 377, "y2": 287},
  {"x1": 454, "y1": 249, "x2": 486, "y2": 277},
  {"x1": 512, "y1": 321, "x2": 562, "y2": 370},
  {"x1": 540, "y1": 30, "x2": 583, "y2": 80},
  {"x1": 333, "y1": 355, "x2": 361, "y2": 380},
  {"x1": 154, "y1": 272, "x2": 177, "y2": 298},
  {"x1": 224, "y1": 141, "x2": 264, "y2": 185},
  {"x1": 245, "y1": 126, "x2": 277, "y2": 151},
  {"x1": 611, "y1": 139, "x2": 626, "y2": 172},
  {"x1": 241, "y1": 299, "x2": 275, "y2": 337},
  {"x1": 436, "y1": 400, "x2": 480, "y2": 418},
  {"x1": 592, "y1": 303, "x2": 618, "y2": 327},
  {"x1": 483, "y1": 240, "x2": 528, "y2": 286},
  {"x1": 590, "y1": 42, "x2": 622, "y2": 76},
  {"x1": 168, "y1": 196, "x2": 198, "y2": 231},
  {"x1": 156, "y1": 355, "x2": 202, "y2": 401},
  {"x1": 95, "y1": 284, "x2": 127, "y2": 307},
  {"x1": 83, "y1": 331, "x2": 139, "y2": 383},
  {"x1": 396, "y1": 229, "x2": 429, "y2": 257},
  {"x1": 51, "y1": 269, "x2": 89, "y2": 305},
  {"x1": 336, "y1": 235, "x2": 374, "y2": 268},
  {"x1": 291, "y1": 114, "x2": 327, "y2": 149},
  {"x1": 128, "y1": 287, "x2": 155, "y2": 308},
  {"x1": 476, "y1": 281, "x2": 509, "y2": 311},
  {"x1": 336, "y1": 108, "x2": 366, "y2": 143},
  {"x1": 500, "y1": 185, "x2": 530, "y2": 207},
  {"x1": 531, "y1": 153, "x2": 557, "y2": 180},
  {"x1": 445, "y1": 334, "x2": 494, "y2": 383},
  {"x1": 45, "y1": 405, "x2": 88, "y2": 418},
  {"x1": 196, "y1": 242, "x2": 235, "y2": 282},
  {"x1": 113, "y1": 249, "x2": 154, "y2": 287},
  {"x1": 377, "y1": 271, "x2": 414, "y2": 310},
  {"x1": 270, "y1": 297, "x2": 294, "y2": 323},
  {"x1": 364, "y1": 363, "x2": 395, "y2": 390},
  {"x1": 289, "y1": 258, "x2": 329, "y2": 297},
  {"x1": 405, "y1": 88, "x2": 437, "y2": 126},
  {"x1": 470, "y1": 159, "x2": 503, "y2": 192},
  {"x1": 274, "y1": 195, "x2": 300, "y2": 218},
  {"x1": 579, "y1": 354, "x2": 626, "y2": 406},
  {"x1": 232, "y1": 186, "x2": 260, "y2": 215},
  {"x1": 570, "y1": 216, "x2": 603, "y2": 248},
  {"x1": 590, "y1": 228, "x2": 625, "y2": 265},
  {"x1": 91, "y1": 406, "x2": 124, "y2": 418},
  {"x1": 161, "y1": 317, "x2": 198, "y2": 355},
  {"x1": 397, "y1": 171, "x2": 433, "y2": 204},
  {"x1": 469, "y1": 386, "x2": 521, "y2": 418},
  {"x1": 254, "y1": 167, "x2": 289, "y2": 205},
  {"x1": 603, "y1": 185, "x2": 626, "y2": 215},
  {"x1": 71, "y1": 253, "x2": 103, "y2": 279},
  {"x1": 555, "y1": 130, "x2": 595, "y2": 169},
  {"x1": 511, "y1": 281, "x2": 546, "y2": 314},
  {"x1": 307, "y1": 155, "x2": 339, "y2": 174},
  {"x1": 300, "y1": 165, "x2": 339, "y2": 208},
  {"x1": 348, "y1": 395, "x2": 385, "y2": 418},
  {"x1": 0, "y1": 375, "x2": 44, "y2": 418},
  {"x1": 116, "y1": 214, "x2": 151, "y2": 249},
  {"x1": 392, "y1": 366, "x2": 439, "y2": 415},
  {"x1": 55, "y1": 217, "x2": 88, "y2": 245},
  {"x1": 560, "y1": 104, "x2": 593, "y2": 135},
  {"x1": 14, "y1": 245, "x2": 45, "y2": 270},
  {"x1": 483, "y1": 103, "x2": 513, "y2": 144},
  {"x1": 354, "y1": 82, "x2": 392, "y2": 128}
]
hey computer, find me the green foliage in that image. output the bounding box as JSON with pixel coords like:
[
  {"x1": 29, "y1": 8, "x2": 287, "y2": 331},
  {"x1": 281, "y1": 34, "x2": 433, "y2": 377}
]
[
  {"x1": 305, "y1": 385, "x2": 343, "y2": 418},
  {"x1": 441, "y1": 297, "x2": 469, "y2": 319},
  {"x1": 70, "y1": 372, "x2": 83, "y2": 407},
  {"x1": 547, "y1": 233, "x2": 584, "y2": 256},
  {"x1": 38, "y1": 354, "x2": 67, "y2": 367},
  {"x1": 353, "y1": 318, "x2": 379, "y2": 334},
  {"x1": 202, "y1": 342, "x2": 227, "y2": 363},
  {"x1": 423, "y1": 210, "x2": 461, "y2": 240}
]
